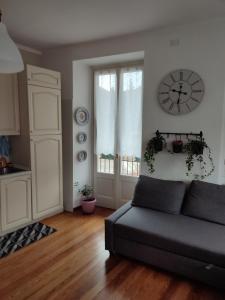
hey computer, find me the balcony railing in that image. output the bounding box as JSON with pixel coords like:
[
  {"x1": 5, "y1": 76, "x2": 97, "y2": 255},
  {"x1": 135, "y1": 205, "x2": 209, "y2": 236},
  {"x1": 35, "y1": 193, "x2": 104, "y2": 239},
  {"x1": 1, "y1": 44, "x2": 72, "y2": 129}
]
[
  {"x1": 121, "y1": 156, "x2": 140, "y2": 177},
  {"x1": 97, "y1": 154, "x2": 114, "y2": 174},
  {"x1": 97, "y1": 154, "x2": 140, "y2": 177}
]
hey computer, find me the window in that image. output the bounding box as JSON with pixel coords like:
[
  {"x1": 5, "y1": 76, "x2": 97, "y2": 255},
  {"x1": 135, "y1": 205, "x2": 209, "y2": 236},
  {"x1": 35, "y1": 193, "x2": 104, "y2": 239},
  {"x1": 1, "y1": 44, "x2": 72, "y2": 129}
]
[
  {"x1": 95, "y1": 65, "x2": 143, "y2": 177},
  {"x1": 95, "y1": 70, "x2": 117, "y2": 174}
]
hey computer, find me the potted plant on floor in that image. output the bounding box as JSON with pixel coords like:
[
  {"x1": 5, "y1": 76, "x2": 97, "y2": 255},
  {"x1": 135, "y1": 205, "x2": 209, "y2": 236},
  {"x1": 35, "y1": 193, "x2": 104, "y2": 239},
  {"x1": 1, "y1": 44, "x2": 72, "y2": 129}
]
[{"x1": 79, "y1": 185, "x2": 96, "y2": 214}]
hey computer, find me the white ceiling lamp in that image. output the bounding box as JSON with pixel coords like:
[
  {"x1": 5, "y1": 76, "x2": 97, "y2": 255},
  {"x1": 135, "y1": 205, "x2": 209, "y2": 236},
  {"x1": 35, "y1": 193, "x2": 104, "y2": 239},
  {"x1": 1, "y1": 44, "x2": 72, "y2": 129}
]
[{"x1": 0, "y1": 10, "x2": 24, "y2": 73}]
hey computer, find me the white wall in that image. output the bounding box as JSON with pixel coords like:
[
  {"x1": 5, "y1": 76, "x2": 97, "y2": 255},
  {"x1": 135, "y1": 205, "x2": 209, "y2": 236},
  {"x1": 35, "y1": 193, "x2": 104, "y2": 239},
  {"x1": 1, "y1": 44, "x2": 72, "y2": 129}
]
[
  {"x1": 141, "y1": 21, "x2": 225, "y2": 183},
  {"x1": 73, "y1": 62, "x2": 93, "y2": 207},
  {"x1": 42, "y1": 19, "x2": 225, "y2": 211},
  {"x1": 20, "y1": 49, "x2": 43, "y2": 67}
]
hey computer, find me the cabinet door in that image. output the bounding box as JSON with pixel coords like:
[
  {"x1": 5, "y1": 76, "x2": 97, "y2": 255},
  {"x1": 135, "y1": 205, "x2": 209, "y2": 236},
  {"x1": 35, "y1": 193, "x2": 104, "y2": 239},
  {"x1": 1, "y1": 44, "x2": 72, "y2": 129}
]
[
  {"x1": 0, "y1": 74, "x2": 20, "y2": 135},
  {"x1": 28, "y1": 85, "x2": 62, "y2": 135},
  {"x1": 27, "y1": 65, "x2": 61, "y2": 89},
  {"x1": 31, "y1": 135, "x2": 63, "y2": 219},
  {"x1": 1, "y1": 175, "x2": 32, "y2": 231}
]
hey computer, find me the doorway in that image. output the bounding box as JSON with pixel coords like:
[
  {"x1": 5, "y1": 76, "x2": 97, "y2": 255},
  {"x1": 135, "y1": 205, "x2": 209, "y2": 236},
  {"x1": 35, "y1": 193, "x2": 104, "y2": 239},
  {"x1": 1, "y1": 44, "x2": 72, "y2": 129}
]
[{"x1": 94, "y1": 65, "x2": 143, "y2": 209}]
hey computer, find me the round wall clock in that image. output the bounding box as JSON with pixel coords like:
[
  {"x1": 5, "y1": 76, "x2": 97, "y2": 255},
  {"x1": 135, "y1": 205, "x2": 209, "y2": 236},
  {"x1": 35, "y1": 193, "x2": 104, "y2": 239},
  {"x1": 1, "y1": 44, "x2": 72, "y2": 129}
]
[
  {"x1": 74, "y1": 107, "x2": 89, "y2": 125},
  {"x1": 158, "y1": 69, "x2": 204, "y2": 115}
]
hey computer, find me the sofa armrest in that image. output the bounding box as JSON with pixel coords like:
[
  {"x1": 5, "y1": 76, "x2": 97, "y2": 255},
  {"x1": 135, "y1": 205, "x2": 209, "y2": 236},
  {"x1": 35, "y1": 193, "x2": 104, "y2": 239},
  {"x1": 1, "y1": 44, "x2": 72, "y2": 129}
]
[{"x1": 105, "y1": 201, "x2": 132, "y2": 252}]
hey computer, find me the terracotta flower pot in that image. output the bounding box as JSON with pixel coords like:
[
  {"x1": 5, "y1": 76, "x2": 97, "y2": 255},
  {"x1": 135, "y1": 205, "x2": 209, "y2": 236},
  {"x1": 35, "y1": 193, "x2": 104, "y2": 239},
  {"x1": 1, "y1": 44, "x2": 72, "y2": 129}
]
[
  {"x1": 81, "y1": 197, "x2": 96, "y2": 214},
  {"x1": 172, "y1": 140, "x2": 183, "y2": 153}
]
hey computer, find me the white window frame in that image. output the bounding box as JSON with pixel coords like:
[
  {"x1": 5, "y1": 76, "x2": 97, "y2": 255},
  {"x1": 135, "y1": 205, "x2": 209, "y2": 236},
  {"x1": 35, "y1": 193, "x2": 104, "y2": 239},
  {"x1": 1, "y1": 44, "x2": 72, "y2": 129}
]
[{"x1": 93, "y1": 60, "x2": 144, "y2": 178}]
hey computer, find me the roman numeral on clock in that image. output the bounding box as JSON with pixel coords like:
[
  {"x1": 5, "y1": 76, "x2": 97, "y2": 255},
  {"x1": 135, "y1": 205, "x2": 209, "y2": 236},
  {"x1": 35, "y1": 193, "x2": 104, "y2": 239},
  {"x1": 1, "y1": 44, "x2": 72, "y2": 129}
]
[
  {"x1": 191, "y1": 79, "x2": 201, "y2": 86},
  {"x1": 163, "y1": 82, "x2": 171, "y2": 88},
  {"x1": 169, "y1": 103, "x2": 174, "y2": 111},
  {"x1": 162, "y1": 97, "x2": 170, "y2": 104},
  {"x1": 170, "y1": 74, "x2": 176, "y2": 83},
  {"x1": 192, "y1": 89, "x2": 203, "y2": 93},
  {"x1": 186, "y1": 103, "x2": 191, "y2": 111},
  {"x1": 191, "y1": 96, "x2": 200, "y2": 103},
  {"x1": 187, "y1": 72, "x2": 193, "y2": 82},
  {"x1": 180, "y1": 71, "x2": 183, "y2": 81}
]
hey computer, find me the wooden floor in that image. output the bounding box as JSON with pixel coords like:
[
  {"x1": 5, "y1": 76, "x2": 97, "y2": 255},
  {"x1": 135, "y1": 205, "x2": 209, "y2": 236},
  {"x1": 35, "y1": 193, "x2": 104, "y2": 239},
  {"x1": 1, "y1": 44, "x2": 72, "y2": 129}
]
[{"x1": 0, "y1": 208, "x2": 224, "y2": 300}]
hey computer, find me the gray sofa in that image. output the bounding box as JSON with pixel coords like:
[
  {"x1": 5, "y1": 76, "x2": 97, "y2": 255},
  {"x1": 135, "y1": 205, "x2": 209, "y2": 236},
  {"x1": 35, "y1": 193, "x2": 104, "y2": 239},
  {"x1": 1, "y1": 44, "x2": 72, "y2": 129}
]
[{"x1": 105, "y1": 176, "x2": 225, "y2": 289}]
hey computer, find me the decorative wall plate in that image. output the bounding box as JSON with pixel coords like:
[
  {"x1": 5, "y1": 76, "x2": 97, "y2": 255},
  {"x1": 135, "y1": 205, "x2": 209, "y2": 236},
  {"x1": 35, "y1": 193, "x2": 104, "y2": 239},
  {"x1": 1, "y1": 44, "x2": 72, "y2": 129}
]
[
  {"x1": 74, "y1": 107, "x2": 89, "y2": 125},
  {"x1": 77, "y1": 150, "x2": 87, "y2": 162},
  {"x1": 76, "y1": 132, "x2": 87, "y2": 144}
]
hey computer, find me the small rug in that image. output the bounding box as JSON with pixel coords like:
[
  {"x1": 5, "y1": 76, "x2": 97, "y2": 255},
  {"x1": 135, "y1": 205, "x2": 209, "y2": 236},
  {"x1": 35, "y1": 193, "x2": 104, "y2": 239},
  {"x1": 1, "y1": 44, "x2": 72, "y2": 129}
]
[{"x1": 0, "y1": 222, "x2": 56, "y2": 258}]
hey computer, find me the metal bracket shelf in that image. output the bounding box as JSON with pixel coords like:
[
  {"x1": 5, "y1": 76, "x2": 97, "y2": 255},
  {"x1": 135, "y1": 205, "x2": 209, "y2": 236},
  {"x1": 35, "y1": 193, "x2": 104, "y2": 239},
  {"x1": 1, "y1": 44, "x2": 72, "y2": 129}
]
[{"x1": 156, "y1": 130, "x2": 203, "y2": 139}]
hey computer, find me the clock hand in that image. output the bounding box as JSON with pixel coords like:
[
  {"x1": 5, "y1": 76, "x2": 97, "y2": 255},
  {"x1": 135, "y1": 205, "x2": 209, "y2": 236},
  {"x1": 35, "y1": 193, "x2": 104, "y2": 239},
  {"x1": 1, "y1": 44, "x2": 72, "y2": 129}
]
[
  {"x1": 172, "y1": 88, "x2": 187, "y2": 95},
  {"x1": 179, "y1": 83, "x2": 183, "y2": 91},
  {"x1": 177, "y1": 84, "x2": 183, "y2": 104},
  {"x1": 180, "y1": 91, "x2": 187, "y2": 95},
  {"x1": 173, "y1": 84, "x2": 187, "y2": 98}
]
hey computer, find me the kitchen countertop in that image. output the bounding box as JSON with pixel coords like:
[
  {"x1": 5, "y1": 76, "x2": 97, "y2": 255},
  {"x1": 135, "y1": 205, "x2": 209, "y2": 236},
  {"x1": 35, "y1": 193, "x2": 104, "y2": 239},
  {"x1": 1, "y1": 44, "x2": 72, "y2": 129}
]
[{"x1": 0, "y1": 165, "x2": 31, "y2": 179}]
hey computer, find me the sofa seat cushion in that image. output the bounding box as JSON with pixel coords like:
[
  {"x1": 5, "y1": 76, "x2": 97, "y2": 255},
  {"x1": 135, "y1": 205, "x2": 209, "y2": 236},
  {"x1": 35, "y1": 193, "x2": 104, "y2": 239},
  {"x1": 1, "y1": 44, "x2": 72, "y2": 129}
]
[
  {"x1": 183, "y1": 180, "x2": 225, "y2": 225},
  {"x1": 132, "y1": 176, "x2": 186, "y2": 214},
  {"x1": 114, "y1": 207, "x2": 225, "y2": 267}
]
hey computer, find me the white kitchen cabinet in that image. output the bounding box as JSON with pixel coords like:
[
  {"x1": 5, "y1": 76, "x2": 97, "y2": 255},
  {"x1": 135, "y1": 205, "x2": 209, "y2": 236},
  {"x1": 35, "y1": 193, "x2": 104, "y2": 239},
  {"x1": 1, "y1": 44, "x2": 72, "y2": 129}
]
[
  {"x1": 11, "y1": 64, "x2": 63, "y2": 223},
  {"x1": 28, "y1": 85, "x2": 62, "y2": 135},
  {"x1": 27, "y1": 65, "x2": 61, "y2": 89},
  {"x1": 0, "y1": 174, "x2": 32, "y2": 231},
  {"x1": 0, "y1": 74, "x2": 20, "y2": 135},
  {"x1": 30, "y1": 135, "x2": 63, "y2": 219}
]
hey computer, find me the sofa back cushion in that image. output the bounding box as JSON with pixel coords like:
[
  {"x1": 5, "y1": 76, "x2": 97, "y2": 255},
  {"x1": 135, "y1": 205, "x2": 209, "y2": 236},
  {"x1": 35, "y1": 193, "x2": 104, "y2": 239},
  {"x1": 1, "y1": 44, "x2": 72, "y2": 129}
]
[
  {"x1": 183, "y1": 180, "x2": 225, "y2": 225},
  {"x1": 132, "y1": 175, "x2": 186, "y2": 214}
]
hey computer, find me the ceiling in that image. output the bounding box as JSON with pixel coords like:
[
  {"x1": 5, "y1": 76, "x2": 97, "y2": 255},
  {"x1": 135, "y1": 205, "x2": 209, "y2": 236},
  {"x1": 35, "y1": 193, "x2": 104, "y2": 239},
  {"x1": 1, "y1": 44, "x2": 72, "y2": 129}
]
[
  {"x1": 77, "y1": 51, "x2": 144, "y2": 66},
  {"x1": 1, "y1": 0, "x2": 225, "y2": 50}
]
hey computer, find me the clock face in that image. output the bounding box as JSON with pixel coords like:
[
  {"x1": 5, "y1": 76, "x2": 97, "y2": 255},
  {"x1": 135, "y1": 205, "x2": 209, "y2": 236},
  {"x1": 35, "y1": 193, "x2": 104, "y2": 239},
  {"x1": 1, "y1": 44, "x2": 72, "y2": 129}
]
[{"x1": 158, "y1": 69, "x2": 204, "y2": 115}]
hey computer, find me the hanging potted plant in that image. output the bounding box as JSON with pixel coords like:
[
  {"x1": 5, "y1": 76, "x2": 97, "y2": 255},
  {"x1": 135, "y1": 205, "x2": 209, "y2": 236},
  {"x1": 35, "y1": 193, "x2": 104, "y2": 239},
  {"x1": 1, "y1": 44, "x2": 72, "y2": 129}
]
[
  {"x1": 144, "y1": 132, "x2": 166, "y2": 173},
  {"x1": 172, "y1": 140, "x2": 183, "y2": 153},
  {"x1": 79, "y1": 185, "x2": 96, "y2": 214},
  {"x1": 184, "y1": 138, "x2": 215, "y2": 179},
  {"x1": 186, "y1": 139, "x2": 204, "y2": 155},
  {"x1": 153, "y1": 131, "x2": 165, "y2": 152}
]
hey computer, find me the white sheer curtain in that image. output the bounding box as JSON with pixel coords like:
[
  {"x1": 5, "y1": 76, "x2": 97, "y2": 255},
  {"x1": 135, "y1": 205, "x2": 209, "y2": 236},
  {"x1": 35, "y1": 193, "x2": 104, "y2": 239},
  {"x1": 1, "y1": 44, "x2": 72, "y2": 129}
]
[
  {"x1": 94, "y1": 70, "x2": 117, "y2": 155},
  {"x1": 118, "y1": 67, "x2": 143, "y2": 158}
]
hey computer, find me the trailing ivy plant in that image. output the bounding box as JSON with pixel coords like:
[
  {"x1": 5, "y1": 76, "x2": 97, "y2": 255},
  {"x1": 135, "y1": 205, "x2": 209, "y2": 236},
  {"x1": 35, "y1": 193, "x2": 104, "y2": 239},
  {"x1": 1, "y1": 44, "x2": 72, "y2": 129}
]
[
  {"x1": 184, "y1": 139, "x2": 215, "y2": 179},
  {"x1": 144, "y1": 133, "x2": 166, "y2": 174}
]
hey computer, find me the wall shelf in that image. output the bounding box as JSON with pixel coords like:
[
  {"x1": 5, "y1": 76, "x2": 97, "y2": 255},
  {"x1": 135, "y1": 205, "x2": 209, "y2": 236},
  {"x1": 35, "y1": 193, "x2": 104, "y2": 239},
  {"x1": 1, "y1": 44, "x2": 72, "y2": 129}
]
[{"x1": 155, "y1": 130, "x2": 203, "y2": 140}]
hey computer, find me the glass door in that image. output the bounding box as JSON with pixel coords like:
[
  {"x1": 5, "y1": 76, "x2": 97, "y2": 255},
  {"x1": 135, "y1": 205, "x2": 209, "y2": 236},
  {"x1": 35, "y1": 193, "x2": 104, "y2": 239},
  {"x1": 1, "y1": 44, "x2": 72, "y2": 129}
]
[{"x1": 94, "y1": 66, "x2": 143, "y2": 209}]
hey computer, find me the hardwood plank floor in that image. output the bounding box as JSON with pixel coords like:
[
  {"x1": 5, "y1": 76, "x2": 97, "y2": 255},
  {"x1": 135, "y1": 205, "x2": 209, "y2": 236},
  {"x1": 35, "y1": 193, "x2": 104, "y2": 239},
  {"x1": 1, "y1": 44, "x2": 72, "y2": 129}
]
[{"x1": 0, "y1": 208, "x2": 224, "y2": 300}]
